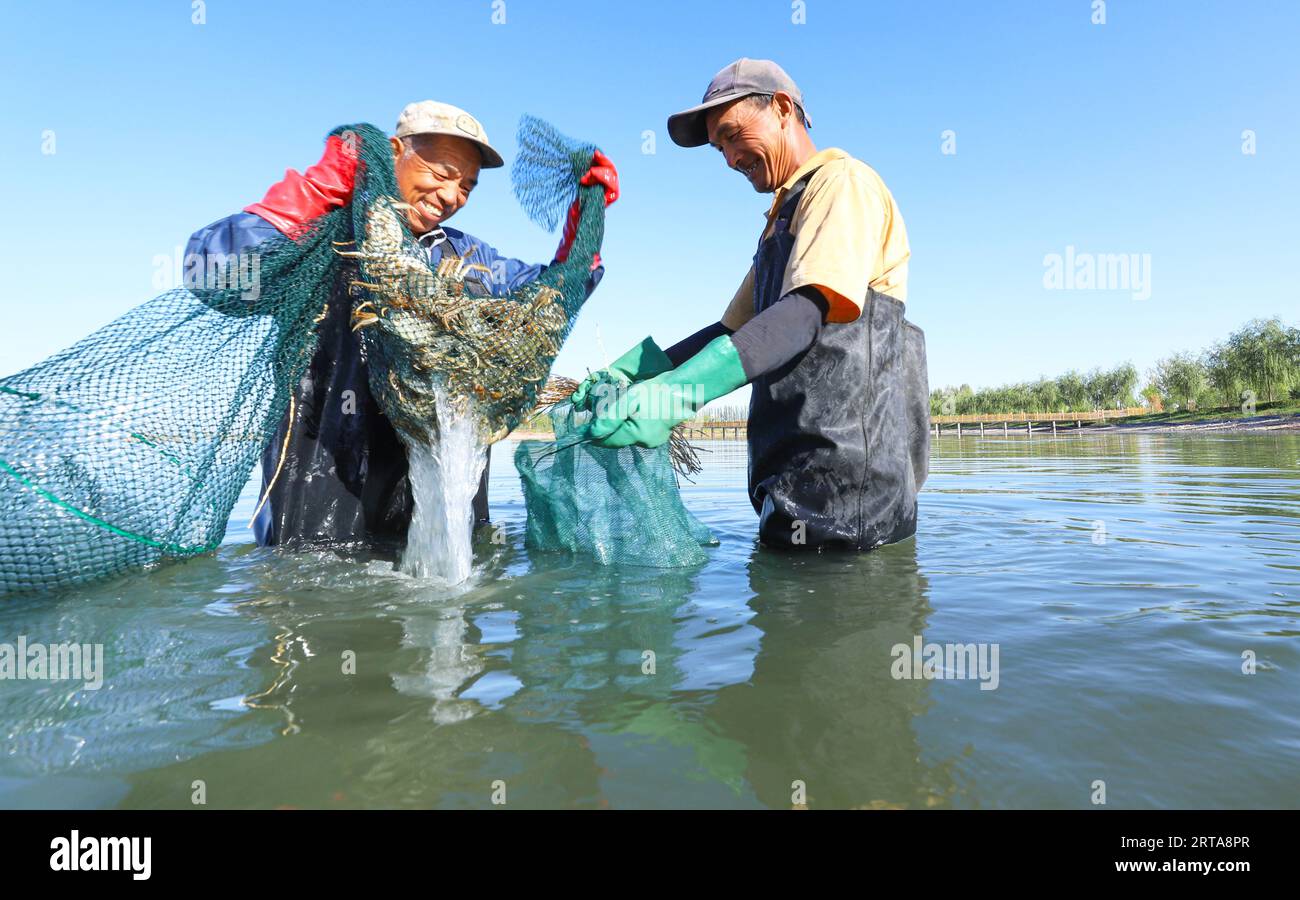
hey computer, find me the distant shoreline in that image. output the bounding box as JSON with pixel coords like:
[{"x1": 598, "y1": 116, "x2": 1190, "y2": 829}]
[
  {"x1": 933, "y1": 413, "x2": 1300, "y2": 436},
  {"x1": 509, "y1": 414, "x2": 1300, "y2": 443},
  {"x1": 1088, "y1": 413, "x2": 1300, "y2": 433}
]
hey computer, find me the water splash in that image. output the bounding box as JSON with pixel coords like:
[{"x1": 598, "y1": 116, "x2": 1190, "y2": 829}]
[{"x1": 400, "y1": 388, "x2": 487, "y2": 585}]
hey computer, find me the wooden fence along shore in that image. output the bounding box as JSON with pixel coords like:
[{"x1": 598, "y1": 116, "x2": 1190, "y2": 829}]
[
  {"x1": 687, "y1": 407, "x2": 1151, "y2": 440},
  {"x1": 928, "y1": 406, "x2": 1149, "y2": 436}
]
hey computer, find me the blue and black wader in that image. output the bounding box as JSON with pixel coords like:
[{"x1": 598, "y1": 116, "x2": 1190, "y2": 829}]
[
  {"x1": 186, "y1": 212, "x2": 491, "y2": 556},
  {"x1": 747, "y1": 171, "x2": 930, "y2": 551}
]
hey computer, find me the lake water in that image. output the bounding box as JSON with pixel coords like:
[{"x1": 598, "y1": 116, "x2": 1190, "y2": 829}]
[{"x1": 2, "y1": 433, "x2": 1298, "y2": 809}]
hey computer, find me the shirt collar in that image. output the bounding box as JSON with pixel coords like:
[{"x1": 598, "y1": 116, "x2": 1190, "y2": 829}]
[
  {"x1": 416, "y1": 227, "x2": 448, "y2": 249},
  {"x1": 764, "y1": 147, "x2": 850, "y2": 225}
]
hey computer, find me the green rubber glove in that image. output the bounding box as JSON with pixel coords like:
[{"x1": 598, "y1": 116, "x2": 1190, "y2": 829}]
[
  {"x1": 571, "y1": 336, "x2": 674, "y2": 411},
  {"x1": 589, "y1": 335, "x2": 747, "y2": 449}
]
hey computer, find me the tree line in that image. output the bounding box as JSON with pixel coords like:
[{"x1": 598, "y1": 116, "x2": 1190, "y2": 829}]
[
  {"x1": 931, "y1": 317, "x2": 1300, "y2": 417},
  {"x1": 1152, "y1": 317, "x2": 1300, "y2": 410}
]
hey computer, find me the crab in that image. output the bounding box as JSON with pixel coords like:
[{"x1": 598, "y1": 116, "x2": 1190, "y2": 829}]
[{"x1": 335, "y1": 198, "x2": 572, "y2": 446}]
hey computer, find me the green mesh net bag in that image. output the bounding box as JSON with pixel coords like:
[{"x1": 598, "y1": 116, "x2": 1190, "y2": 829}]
[
  {"x1": 0, "y1": 123, "x2": 383, "y2": 596},
  {"x1": 0, "y1": 117, "x2": 606, "y2": 594},
  {"x1": 515, "y1": 392, "x2": 717, "y2": 568}
]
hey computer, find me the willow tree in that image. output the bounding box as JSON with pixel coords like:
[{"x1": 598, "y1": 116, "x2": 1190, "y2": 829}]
[
  {"x1": 1204, "y1": 342, "x2": 1240, "y2": 407},
  {"x1": 1154, "y1": 352, "x2": 1208, "y2": 409},
  {"x1": 1031, "y1": 377, "x2": 1061, "y2": 412},
  {"x1": 1055, "y1": 370, "x2": 1089, "y2": 412},
  {"x1": 1203, "y1": 319, "x2": 1297, "y2": 406},
  {"x1": 1226, "y1": 318, "x2": 1299, "y2": 403}
]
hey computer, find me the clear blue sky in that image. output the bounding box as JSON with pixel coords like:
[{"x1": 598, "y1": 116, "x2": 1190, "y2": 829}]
[{"x1": 1, "y1": 0, "x2": 1296, "y2": 397}]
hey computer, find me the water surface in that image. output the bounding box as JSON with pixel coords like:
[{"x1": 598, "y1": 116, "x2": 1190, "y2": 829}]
[{"x1": 2, "y1": 433, "x2": 1297, "y2": 808}]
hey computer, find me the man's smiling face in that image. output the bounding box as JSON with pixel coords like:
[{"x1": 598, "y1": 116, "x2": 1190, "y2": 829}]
[
  {"x1": 705, "y1": 95, "x2": 787, "y2": 193},
  {"x1": 390, "y1": 134, "x2": 482, "y2": 233}
]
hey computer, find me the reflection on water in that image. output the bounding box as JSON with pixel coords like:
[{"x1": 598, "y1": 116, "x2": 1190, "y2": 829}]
[{"x1": 1, "y1": 433, "x2": 1297, "y2": 808}]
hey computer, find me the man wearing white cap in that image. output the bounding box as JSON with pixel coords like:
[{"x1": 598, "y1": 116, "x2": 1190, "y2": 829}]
[{"x1": 186, "y1": 101, "x2": 618, "y2": 554}]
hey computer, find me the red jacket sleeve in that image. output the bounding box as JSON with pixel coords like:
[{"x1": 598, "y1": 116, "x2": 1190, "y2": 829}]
[{"x1": 244, "y1": 134, "x2": 359, "y2": 237}]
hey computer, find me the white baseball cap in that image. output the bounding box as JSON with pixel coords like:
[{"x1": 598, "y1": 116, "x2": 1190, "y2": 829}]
[{"x1": 395, "y1": 100, "x2": 504, "y2": 169}]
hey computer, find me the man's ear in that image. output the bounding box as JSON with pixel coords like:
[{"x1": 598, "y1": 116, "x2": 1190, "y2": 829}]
[
  {"x1": 772, "y1": 91, "x2": 797, "y2": 126},
  {"x1": 389, "y1": 136, "x2": 404, "y2": 160}
]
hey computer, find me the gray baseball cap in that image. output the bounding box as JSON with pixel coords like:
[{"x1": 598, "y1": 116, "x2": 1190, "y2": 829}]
[{"x1": 667, "y1": 58, "x2": 811, "y2": 148}]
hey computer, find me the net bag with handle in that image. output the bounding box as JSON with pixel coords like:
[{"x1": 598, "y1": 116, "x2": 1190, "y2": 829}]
[{"x1": 514, "y1": 390, "x2": 716, "y2": 568}]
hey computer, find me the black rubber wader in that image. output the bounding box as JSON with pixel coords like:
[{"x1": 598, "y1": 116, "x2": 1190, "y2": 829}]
[{"x1": 747, "y1": 170, "x2": 930, "y2": 551}]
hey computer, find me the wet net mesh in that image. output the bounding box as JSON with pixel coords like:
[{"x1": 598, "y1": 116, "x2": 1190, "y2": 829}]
[
  {"x1": 0, "y1": 124, "x2": 383, "y2": 596},
  {"x1": 515, "y1": 389, "x2": 716, "y2": 568}
]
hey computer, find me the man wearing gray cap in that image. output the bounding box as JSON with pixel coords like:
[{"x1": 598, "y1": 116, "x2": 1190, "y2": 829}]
[
  {"x1": 187, "y1": 100, "x2": 618, "y2": 554},
  {"x1": 580, "y1": 59, "x2": 928, "y2": 551}
]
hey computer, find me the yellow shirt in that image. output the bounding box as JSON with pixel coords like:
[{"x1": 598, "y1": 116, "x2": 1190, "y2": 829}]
[{"x1": 720, "y1": 148, "x2": 910, "y2": 328}]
